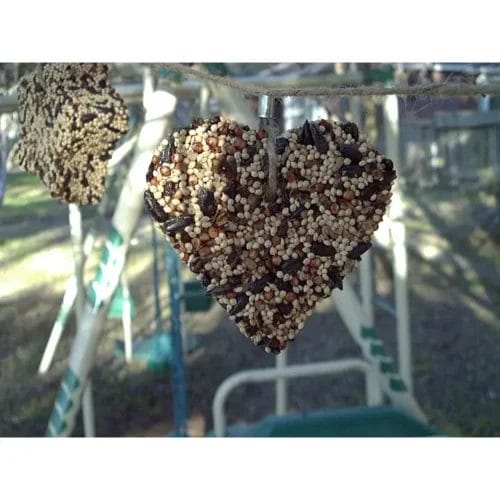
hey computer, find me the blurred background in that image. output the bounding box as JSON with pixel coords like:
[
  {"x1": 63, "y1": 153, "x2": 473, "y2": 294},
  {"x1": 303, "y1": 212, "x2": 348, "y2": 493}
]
[{"x1": 0, "y1": 62, "x2": 499, "y2": 437}]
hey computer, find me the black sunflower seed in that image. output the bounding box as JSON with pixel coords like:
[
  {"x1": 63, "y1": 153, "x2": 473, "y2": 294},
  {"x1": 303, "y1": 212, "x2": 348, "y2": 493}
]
[
  {"x1": 276, "y1": 302, "x2": 293, "y2": 316},
  {"x1": 189, "y1": 258, "x2": 205, "y2": 274},
  {"x1": 347, "y1": 242, "x2": 372, "y2": 260},
  {"x1": 222, "y1": 156, "x2": 237, "y2": 180},
  {"x1": 208, "y1": 283, "x2": 234, "y2": 296},
  {"x1": 340, "y1": 122, "x2": 359, "y2": 141},
  {"x1": 198, "y1": 187, "x2": 217, "y2": 217},
  {"x1": 277, "y1": 219, "x2": 288, "y2": 237},
  {"x1": 159, "y1": 139, "x2": 176, "y2": 164},
  {"x1": 226, "y1": 250, "x2": 240, "y2": 267},
  {"x1": 311, "y1": 242, "x2": 336, "y2": 257},
  {"x1": 310, "y1": 122, "x2": 329, "y2": 154},
  {"x1": 327, "y1": 266, "x2": 343, "y2": 290},
  {"x1": 223, "y1": 182, "x2": 237, "y2": 199},
  {"x1": 275, "y1": 137, "x2": 289, "y2": 155},
  {"x1": 146, "y1": 161, "x2": 156, "y2": 182},
  {"x1": 209, "y1": 115, "x2": 221, "y2": 124},
  {"x1": 248, "y1": 273, "x2": 274, "y2": 294},
  {"x1": 339, "y1": 144, "x2": 363, "y2": 163},
  {"x1": 379, "y1": 169, "x2": 397, "y2": 188},
  {"x1": 200, "y1": 274, "x2": 211, "y2": 287},
  {"x1": 299, "y1": 120, "x2": 315, "y2": 146},
  {"x1": 281, "y1": 257, "x2": 304, "y2": 275},
  {"x1": 359, "y1": 182, "x2": 380, "y2": 201},
  {"x1": 275, "y1": 280, "x2": 294, "y2": 292},
  {"x1": 340, "y1": 163, "x2": 363, "y2": 178},
  {"x1": 162, "y1": 215, "x2": 194, "y2": 234},
  {"x1": 381, "y1": 158, "x2": 394, "y2": 171},
  {"x1": 246, "y1": 145, "x2": 257, "y2": 157},
  {"x1": 229, "y1": 293, "x2": 249, "y2": 315},
  {"x1": 144, "y1": 190, "x2": 169, "y2": 223},
  {"x1": 288, "y1": 204, "x2": 305, "y2": 220}
]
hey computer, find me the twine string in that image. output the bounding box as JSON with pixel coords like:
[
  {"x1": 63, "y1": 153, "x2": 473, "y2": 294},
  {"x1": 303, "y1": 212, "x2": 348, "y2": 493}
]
[{"x1": 159, "y1": 63, "x2": 500, "y2": 98}]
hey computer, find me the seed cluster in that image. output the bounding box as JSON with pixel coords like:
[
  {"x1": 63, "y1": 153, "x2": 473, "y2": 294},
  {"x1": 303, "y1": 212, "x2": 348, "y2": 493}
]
[
  {"x1": 145, "y1": 116, "x2": 396, "y2": 353},
  {"x1": 15, "y1": 63, "x2": 129, "y2": 205}
]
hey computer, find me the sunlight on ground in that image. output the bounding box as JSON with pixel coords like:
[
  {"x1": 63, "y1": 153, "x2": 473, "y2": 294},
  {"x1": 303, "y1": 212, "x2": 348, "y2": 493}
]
[{"x1": 419, "y1": 242, "x2": 444, "y2": 260}]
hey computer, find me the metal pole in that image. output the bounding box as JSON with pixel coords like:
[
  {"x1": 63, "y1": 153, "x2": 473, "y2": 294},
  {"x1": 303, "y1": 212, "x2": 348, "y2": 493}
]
[
  {"x1": 213, "y1": 358, "x2": 372, "y2": 437},
  {"x1": 199, "y1": 85, "x2": 210, "y2": 117},
  {"x1": 165, "y1": 244, "x2": 188, "y2": 436},
  {"x1": 46, "y1": 85, "x2": 177, "y2": 437},
  {"x1": 120, "y1": 272, "x2": 133, "y2": 363},
  {"x1": 383, "y1": 94, "x2": 413, "y2": 393},
  {"x1": 275, "y1": 351, "x2": 288, "y2": 416}
]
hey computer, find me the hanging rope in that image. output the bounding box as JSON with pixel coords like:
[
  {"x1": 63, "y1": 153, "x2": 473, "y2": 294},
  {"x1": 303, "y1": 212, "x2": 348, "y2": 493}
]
[{"x1": 159, "y1": 63, "x2": 500, "y2": 97}]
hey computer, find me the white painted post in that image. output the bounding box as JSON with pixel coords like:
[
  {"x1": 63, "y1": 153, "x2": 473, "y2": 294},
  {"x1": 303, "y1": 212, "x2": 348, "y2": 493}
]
[
  {"x1": 383, "y1": 94, "x2": 413, "y2": 394},
  {"x1": 68, "y1": 203, "x2": 96, "y2": 437}
]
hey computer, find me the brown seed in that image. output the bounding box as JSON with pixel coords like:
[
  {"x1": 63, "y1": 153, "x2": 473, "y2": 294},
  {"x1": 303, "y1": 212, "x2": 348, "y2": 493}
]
[
  {"x1": 291, "y1": 277, "x2": 300, "y2": 287},
  {"x1": 208, "y1": 226, "x2": 218, "y2": 239},
  {"x1": 248, "y1": 194, "x2": 261, "y2": 210},
  {"x1": 188, "y1": 174, "x2": 198, "y2": 184},
  {"x1": 330, "y1": 203, "x2": 340, "y2": 214},
  {"x1": 234, "y1": 138, "x2": 246, "y2": 151},
  {"x1": 256, "y1": 129, "x2": 268, "y2": 140},
  {"x1": 199, "y1": 246, "x2": 211, "y2": 258},
  {"x1": 315, "y1": 183, "x2": 325, "y2": 193},
  {"x1": 160, "y1": 165, "x2": 171, "y2": 176},
  {"x1": 191, "y1": 238, "x2": 201, "y2": 250},
  {"x1": 152, "y1": 155, "x2": 159, "y2": 165},
  {"x1": 234, "y1": 127, "x2": 243, "y2": 137},
  {"x1": 193, "y1": 142, "x2": 204, "y2": 154},
  {"x1": 200, "y1": 232, "x2": 210, "y2": 242},
  {"x1": 313, "y1": 275, "x2": 323, "y2": 285},
  {"x1": 271, "y1": 256, "x2": 282, "y2": 267},
  {"x1": 264, "y1": 291, "x2": 274, "y2": 301},
  {"x1": 226, "y1": 146, "x2": 236, "y2": 156},
  {"x1": 173, "y1": 189, "x2": 183, "y2": 200},
  {"x1": 227, "y1": 292, "x2": 237, "y2": 299},
  {"x1": 286, "y1": 171, "x2": 296, "y2": 183},
  {"x1": 249, "y1": 249, "x2": 259, "y2": 259},
  {"x1": 255, "y1": 300, "x2": 265, "y2": 311},
  {"x1": 343, "y1": 190, "x2": 355, "y2": 201},
  {"x1": 285, "y1": 292, "x2": 297, "y2": 303},
  {"x1": 150, "y1": 178, "x2": 158, "y2": 186},
  {"x1": 207, "y1": 136, "x2": 218, "y2": 150},
  {"x1": 271, "y1": 235, "x2": 281, "y2": 246},
  {"x1": 244, "y1": 258, "x2": 257, "y2": 271}
]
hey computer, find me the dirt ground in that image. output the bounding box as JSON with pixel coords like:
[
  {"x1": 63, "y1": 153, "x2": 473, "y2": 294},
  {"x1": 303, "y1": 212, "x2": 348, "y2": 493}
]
[{"x1": 1, "y1": 173, "x2": 499, "y2": 437}]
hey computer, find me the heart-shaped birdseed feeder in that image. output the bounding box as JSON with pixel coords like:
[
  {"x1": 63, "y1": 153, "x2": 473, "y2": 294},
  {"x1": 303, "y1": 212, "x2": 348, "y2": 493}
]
[
  {"x1": 15, "y1": 63, "x2": 129, "y2": 205},
  {"x1": 145, "y1": 117, "x2": 396, "y2": 353}
]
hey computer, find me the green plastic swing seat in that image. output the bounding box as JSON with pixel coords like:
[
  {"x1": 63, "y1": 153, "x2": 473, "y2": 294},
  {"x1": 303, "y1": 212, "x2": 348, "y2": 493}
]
[
  {"x1": 107, "y1": 285, "x2": 137, "y2": 319},
  {"x1": 220, "y1": 406, "x2": 441, "y2": 437},
  {"x1": 184, "y1": 280, "x2": 213, "y2": 312}
]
